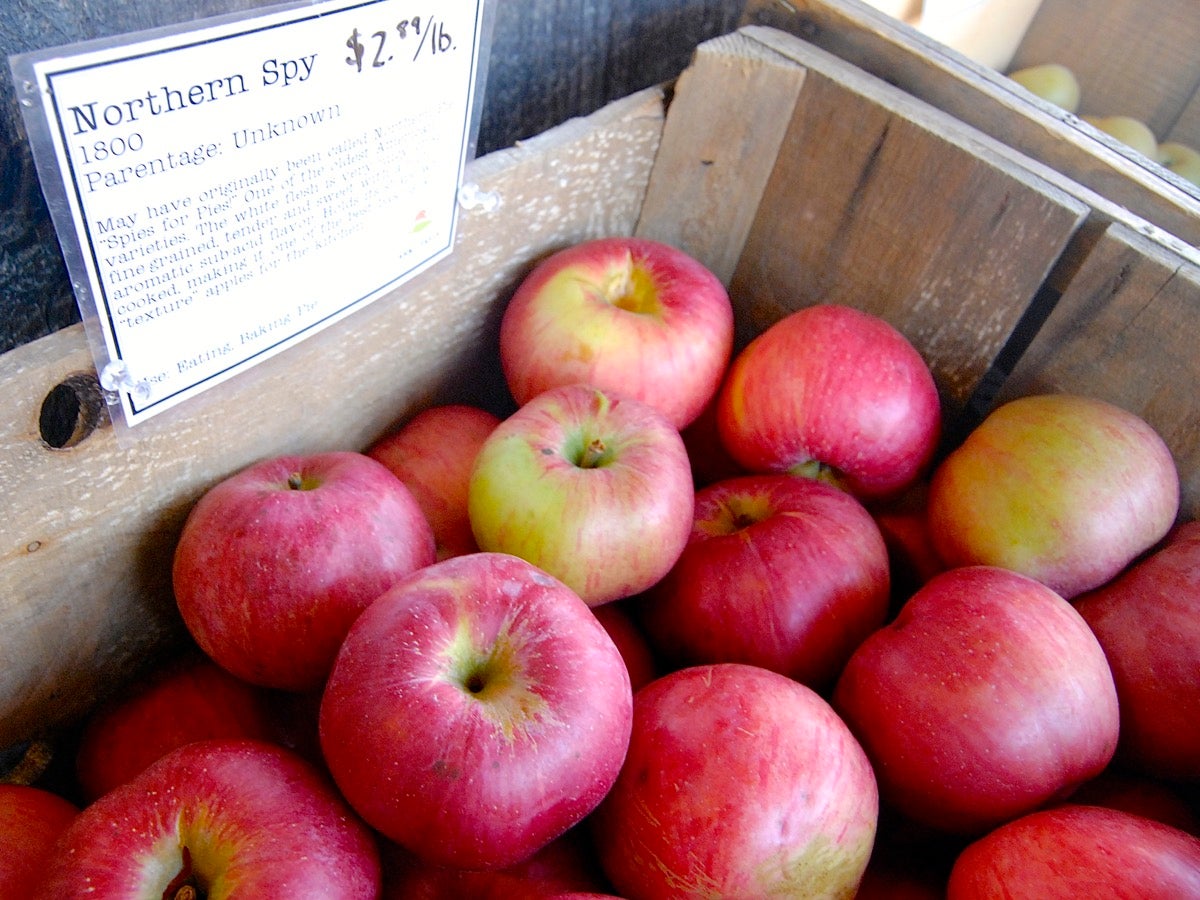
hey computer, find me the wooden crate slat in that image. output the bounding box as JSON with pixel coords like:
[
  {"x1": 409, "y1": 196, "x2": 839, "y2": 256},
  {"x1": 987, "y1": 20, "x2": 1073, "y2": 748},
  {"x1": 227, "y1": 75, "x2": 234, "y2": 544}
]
[
  {"x1": 0, "y1": 87, "x2": 666, "y2": 748},
  {"x1": 740, "y1": 0, "x2": 1200, "y2": 247},
  {"x1": 724, "y1": 26, "x2": 1089, "y2": 419},
  {"x1": 997, "y1": 221, "x2": 1200, "y2": 521}
]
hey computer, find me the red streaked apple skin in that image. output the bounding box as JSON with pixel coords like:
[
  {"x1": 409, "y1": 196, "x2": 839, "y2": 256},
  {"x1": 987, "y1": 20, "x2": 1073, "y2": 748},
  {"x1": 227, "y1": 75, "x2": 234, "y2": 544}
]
[
  {"x1": 946, "y1": 805, "x2": 1200, "y2": 899},
  {"x1": 592, "y1": 663, "x2": 878, "y2": 899},
  {"x1": 717, "y1": 303, "x2": 941, "y2": 500},
  {"x1": 833, "y1": 565, "x2": 1119, "y2": 836},
  {"x1": 499, "y1": 236, "x2": 734, "y2": 430},
  {"x1": 1073, "y1": 520, "x2": 1200, "y2": 779},
  {"x1": 927, "y1": 393, "x2": 1179, "y2": 599},
  {"x1": 636, "y1": 474, "x2": 890, "y2": 690},
  {"x1": 0, "y1": 784, "x2": 78, "y2": 898},
  {"x1": 74, "y1": 651, "x2": 277, "y2": 802},
  {"x1": 468, "y1": 384, "x2": 694, "y2": 605},
  {"x1": 368, "y1": 403, "x2": 502, "y2": 560},
  {"x1": 319, "y1": 552, "x2": 633, "y2": 871},
  {"x1": 172, "y1": 451, "x2": 436, "y2": 691},
  {"x1": 38, "y1": 739, "x2": 381, "y2": 899}
]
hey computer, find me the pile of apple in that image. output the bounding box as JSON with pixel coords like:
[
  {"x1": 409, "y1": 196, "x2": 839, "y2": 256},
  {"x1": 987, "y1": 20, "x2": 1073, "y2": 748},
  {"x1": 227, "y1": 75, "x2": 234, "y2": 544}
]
[
  {"x1": 1007, "y1": 62, "x2": 1200, "y2": 188},
  {"x1": 5, "y1": 237, "x2": 1200, "y2": 898}
]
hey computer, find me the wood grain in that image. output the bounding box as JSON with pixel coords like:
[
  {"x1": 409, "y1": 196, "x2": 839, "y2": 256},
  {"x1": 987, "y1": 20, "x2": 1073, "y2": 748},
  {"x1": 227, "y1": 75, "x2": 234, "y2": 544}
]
[{"x1": 0, "y1": 86, "x2": 666, "y2": 748}]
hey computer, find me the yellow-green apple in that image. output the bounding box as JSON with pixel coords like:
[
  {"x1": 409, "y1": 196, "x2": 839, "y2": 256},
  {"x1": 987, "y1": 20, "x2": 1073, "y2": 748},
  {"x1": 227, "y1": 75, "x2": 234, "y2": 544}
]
[
  {"x1": 926, "y1": 393, "x2": 1179, "y2": 599},
  {"x1": 38, "y1": 738, "x2": 381, "y2": 898},
  {"x1": 74, "y1": 651, "x2": 277, "y2": 802},
  {"x1": 468, "y1": 384, "x2": 694, "y2": 605},
  {"x1": 716, "y1": 303, "x2": 941, "y2": 501},
  {"x1": 0, "y1": 784, "x2": 78, "y2": 897},
  {"x1": 591, "y1": 663, "x2": 878, "y2": 898},
  {"x1": 833, "y1": 565, "x2": 1119, "y2": 835},
  {"x1": 1083, "y1": 114, "x2": 1159, "y2": 159},
  {"x1": 635, "y1": 473, "x2": 890, "y2": 691},
  {"x1": 1158, "y1": 140, "x2": 1200, "y2": 187},
  {"x1": 1006, "y1": 63, "x2": 1081, "y2": 112},
  {"x1": 319, "y1": 552, "x2": 633, "y2": 871},
  {"x1": 945, "y1": 805, "x2": 1200, "y2": 898},
  {"x1": 498, "y1": 236, "x2": 734, "y2": 429},
  {"x1": 172, "y1": 451, "x2": 436, "y2": 691},
  {"x1": 368, "y1": 403, "x2": 502, "y2": 560},
  {"x1": 1072, "y1": 520, "x2": 1200, "y2": 780}
]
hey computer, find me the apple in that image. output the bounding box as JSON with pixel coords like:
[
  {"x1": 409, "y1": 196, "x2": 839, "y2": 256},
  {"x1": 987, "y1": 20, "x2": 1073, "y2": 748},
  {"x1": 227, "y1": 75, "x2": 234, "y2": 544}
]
[
  {"x1": 871, "y1": 481, "x2": 946, "y2": 608},
  {"x1": 368, "y1": 403, "x2": 502, "y2": 560},
  {"x1": 173, "y1": 450, "x2": 437, "y2": 691},
  {"x1": 0, "y1": 784, "x2": 78, "y2": 898},
  {"x1": 592, "y1": 600, "x2": 659, "y2": 692},
  {"x1": 1068, "y1": 769, "x2": 1200, "y2": 835},
  {"x1": 716, "y1": 303, "x2": 942, "y2": 500},
  {"x1": 927, "y1": 392, "x2": 1179, "y2": 599},
  {"x1": 1072, "y1": 520, "x2": 1200, "y2": 779},
  {"x1": 679, "y1": 388, "x2": 747, "y2": 487},
  {"x1": 498, "y1": 236, "x2": 734, "y2": 430},
  {"x1": 832, "y1": 565, "x2": 1120, "y2": 835},
  {"x1": 945, "y1": 804, "x2": 1200, "y2": 898},
  {"x1": 468, "y1": 383, "x2": 694, "y2": 605},
  {"x1": 1083, "y1": 114, "x2": 1160, "y2": 159},
  {"x1": 1158, "y1": 141, "x2": 1200, "y2": 187},
  {"x1": 1006, "y1": 63, "x2": 1080, "y2": 112},
  {"x1": 38, "y1": 738, "x2": 380, "y2": 898},
  {"x1": 74, "y1": 650, "x2": 278, "y2": 802},
  {"x1": 591, "y1": 663, "x2": 878, "y2": 899},
  {"x1": 319, "y1": 552, "x2": 633, "y2": 871},
  {"x1": 635, "y1": 473, "x2": 891, "y2": 690}
]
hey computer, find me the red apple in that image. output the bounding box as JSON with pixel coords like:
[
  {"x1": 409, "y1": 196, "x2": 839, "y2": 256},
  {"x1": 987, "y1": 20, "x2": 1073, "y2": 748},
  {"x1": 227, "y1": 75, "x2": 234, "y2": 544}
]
[
  {"x1": 0, "y1": 784, "x2": 78, "y2": 898},
  {"x1": 39, "y1": 739, "x2": 380, "y2": 898},
  {"x1": 716, "y1": 303, "x2": 941, "y2": 500},
  {"x1": 74, "y1": 651, "x2": 278, "y2": 802},
  {"x1": 1073, "y1": 520, "x2": 1200, "y2": 779},
  {"x1": 635, "y1": 473, "x2": 891, "y2": 690},
  {"x1": 592, "y1": 600, "x2": 659, "y2": 692},
  {"x1": 680, "y1": 388, "x2": 747, "y2": 487},
  {"x1": 172, "y1": 451, "x2": 436, "y2": 691},
  {"x1": 833, "y1": 565, "x2": 1120, "y2": 835},
  {"x1": 319, "y1": 552, "x2": 633, "y2": 871},
  {"x1": 946, "y1": 804, "x2": 1200, "y2": 898},
  {"x1": 468, "y1": 384, "x2": 694, "y2": 605},
  {"x1": 591, "y1": 663, "x2": 878, "y2": 899},
  {"x1": 499, "y1": 236, "x2": 734, "y2": 429},
  {"x1": 871, "y1": 481, "x2": 946, "y2": 608},
  {"x1": 1068, "y1": 769, "x2": 1200, "y2": 835},
  {"x1": 368, "y1": 403, "x2": 502, "y2": 560},
  {"x1": 927, "y1": 393, "x2": 1179, "y2": 599}
]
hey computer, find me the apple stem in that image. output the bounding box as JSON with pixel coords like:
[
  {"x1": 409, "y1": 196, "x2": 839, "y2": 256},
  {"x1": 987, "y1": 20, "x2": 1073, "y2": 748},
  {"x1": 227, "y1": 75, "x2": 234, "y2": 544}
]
[
  {"x1": 578, "y1": 437, "x2": 608, "y2": 469},
  {"x1": 287, "y1": 472, "x2": 305, "y2": 490},
  {"x1": 174, "y1": 888, "x2": 198, "y2": 900}
]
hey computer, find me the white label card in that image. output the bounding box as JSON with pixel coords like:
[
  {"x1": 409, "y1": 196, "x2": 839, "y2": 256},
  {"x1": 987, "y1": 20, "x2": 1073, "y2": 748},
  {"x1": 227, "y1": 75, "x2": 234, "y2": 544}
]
[{"x1": 15, "y1": 0, "x2": 487, "y2": 427}]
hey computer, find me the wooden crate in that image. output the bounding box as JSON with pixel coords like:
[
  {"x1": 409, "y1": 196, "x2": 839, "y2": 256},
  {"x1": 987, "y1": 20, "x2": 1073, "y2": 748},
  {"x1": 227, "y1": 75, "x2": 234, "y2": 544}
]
[
  {"x1": 744, "y1": 0, "x2": 1200, "y2": 248},
  {"x1": 2, "y1": 23, "x2": 1198, "y2": 755}
]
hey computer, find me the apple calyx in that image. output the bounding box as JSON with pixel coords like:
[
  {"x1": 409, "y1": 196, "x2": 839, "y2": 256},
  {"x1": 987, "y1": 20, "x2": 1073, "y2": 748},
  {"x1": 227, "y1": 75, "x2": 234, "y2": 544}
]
[{"x1": 790, "y1": 459, "x2": 847, "y2": 492}]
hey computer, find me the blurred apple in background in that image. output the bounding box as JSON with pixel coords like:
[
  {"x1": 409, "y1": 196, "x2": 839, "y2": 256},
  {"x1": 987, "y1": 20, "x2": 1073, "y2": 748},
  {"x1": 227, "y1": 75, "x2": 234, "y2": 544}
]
[
  {"x1": 74, "y1": 651, "x2": 277, "y2": 802},
  {"x1": 945, "y1": 804, "x2": 1200, "y2": 898},
  {"x1": 320, "y1": 552, "x2": 633, "y2": 871},
  {"x1": 1158, "y1": 140, "x2": 1200, "y2": 188},
  {"x1": 1073, "y1": 520, "x2": 1200, "y2": 780},
  {"x1": 368, "y1": 403, "x2": 502, "y2": 560},
  {"x1": 173, "y1": 451, "x2": 436, "y2": 691},
  {"x1": 0, "y1": 783, "x2": 78, "y2": 898},
  {"x1": 717, "y1": 303, "x2": 941, "y2": 501},
  {"x1": 591, "y1": 600, "x2": 659, "y2": 692},
  {"x1": 833, "y1": 565, "x2": 1119, "y2": 836},
  {"x1": 927, "y1": 393, "x2": 1178, "y2": 599},
  {"x1": 1083, "y1": 114, "x2": 1160, "y2": 159},
  {"x1": 1068, "y1": 769, "x2": 1200, "y2": 835},
  {"x1": 469, "y1": 384, "x2": 694, "y2": 605},
  {"x1": 592, "y1": 663, "x2": 878, "y2": 899},
  {"x1": 635, "y1": 473, "x2": 890, "y2": 691},
  {"x1": 39, "y1": 739, "x2": 381, "y2": 898},
  {"x1": 499, "y1": 236, "x2": 734, "y2": 430},
  {"x1": 1007, "y1": 62, "x2": 1081, "y2": 112}
]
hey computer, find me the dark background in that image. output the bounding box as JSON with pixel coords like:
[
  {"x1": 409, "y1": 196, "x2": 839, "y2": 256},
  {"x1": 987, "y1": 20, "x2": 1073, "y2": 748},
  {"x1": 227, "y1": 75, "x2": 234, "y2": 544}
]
[{"x1": 0, "y1": 0, "x2": 746, "y2": 355}]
